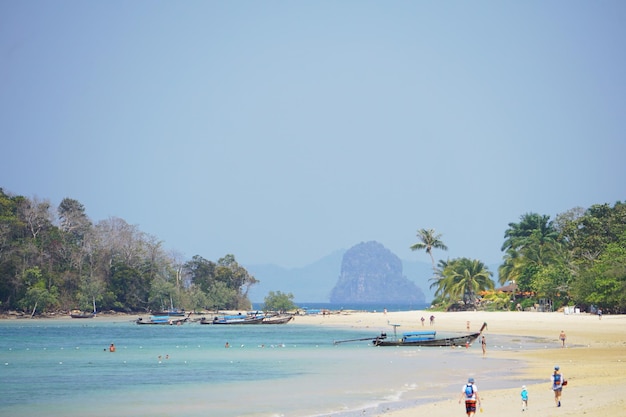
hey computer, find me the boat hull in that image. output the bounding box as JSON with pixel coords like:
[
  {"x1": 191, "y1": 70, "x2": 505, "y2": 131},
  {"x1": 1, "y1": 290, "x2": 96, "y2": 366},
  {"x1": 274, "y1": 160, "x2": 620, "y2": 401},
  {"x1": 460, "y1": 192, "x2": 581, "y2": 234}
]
[
  {"x1": 373, "y1": 332, "x2": 481, "y2": 347},
  {"x1": 70, "y1": 310, "x2": 95, "y2": 319},
  {"x1": 200, "y1": 316, "x2": 264, "y2": 325},
  {"x1": 136, "y1": 316, "x2": 188, "y2": 325},
  {"x1": 261, "y1": 314, "x2": 293, "y2": 324},
  {"x1": 70, "y1": 313, "x2": 95, "y2": 319}
]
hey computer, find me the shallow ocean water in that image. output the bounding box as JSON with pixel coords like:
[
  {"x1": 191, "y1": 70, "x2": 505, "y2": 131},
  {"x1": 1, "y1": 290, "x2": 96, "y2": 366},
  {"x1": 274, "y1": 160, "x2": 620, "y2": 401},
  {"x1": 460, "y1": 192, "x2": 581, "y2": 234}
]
[{"x1": 0, "y1": 318, "x2": 540, "y2": 417}]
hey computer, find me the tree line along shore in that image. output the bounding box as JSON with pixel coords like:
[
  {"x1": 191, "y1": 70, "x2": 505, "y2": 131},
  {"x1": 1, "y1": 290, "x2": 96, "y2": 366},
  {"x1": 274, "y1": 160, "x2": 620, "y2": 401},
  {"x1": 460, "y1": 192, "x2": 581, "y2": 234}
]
[{"x1": 1, "y1": 187, "x2": 624, "y2": 316}]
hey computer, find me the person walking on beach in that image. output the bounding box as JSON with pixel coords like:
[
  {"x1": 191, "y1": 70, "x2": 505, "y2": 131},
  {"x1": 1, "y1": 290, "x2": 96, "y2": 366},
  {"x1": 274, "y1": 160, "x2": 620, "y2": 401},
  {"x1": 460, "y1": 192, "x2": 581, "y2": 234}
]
[
  {"x1": 559, "y1": 330, "x2": 566, "y2": 348},
  {"x1": 459, "y1": 377, "x2": 481, "y2": 417},
  {"x1": 551, "y1": 365, "x2": 564, "y2": 407},
  {"x1": 520, "y1": 385, "x2": 528, "y2": 411},
  {"x1": 430, "y1": 315, "x2": 435, "y2": 325},
  {"x1": 421, "y1": 316, "x2": 425, "y2": 326},
  {"x1": 481, "y1": 335, "x2": 486, "y2": 357}
]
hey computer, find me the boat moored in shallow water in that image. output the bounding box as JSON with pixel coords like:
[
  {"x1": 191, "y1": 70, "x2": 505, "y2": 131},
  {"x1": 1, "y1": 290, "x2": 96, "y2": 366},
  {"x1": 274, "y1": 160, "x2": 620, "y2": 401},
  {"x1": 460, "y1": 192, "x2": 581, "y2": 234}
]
[
  {"x1": 372, "y1": 322, "x2": 487, "y2": 347},
  {"x1": 199, "y1": 313, "x2": 264, "y2": 325},
  {"x1": 136, "y1": 315, "x2": 188, "y2": 325}
]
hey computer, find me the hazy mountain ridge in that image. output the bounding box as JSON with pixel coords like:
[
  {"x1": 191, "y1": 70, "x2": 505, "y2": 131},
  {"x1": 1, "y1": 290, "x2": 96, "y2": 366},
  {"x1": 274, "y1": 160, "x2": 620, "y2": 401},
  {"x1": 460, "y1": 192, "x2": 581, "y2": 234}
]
[
  {"x1": 329, "y1": 241, "x2": 425, "y2": 304},
  {"x1": 246, "y1": 249, "x2": 437, "y2": 303}
]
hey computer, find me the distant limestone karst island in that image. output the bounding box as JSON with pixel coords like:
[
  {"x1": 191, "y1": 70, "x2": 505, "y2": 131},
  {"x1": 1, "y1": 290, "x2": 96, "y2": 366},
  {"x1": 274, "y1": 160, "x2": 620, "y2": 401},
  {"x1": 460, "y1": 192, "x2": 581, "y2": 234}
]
[{"x1": 329, "y1": 241, "x2": 425, "y2": 304}]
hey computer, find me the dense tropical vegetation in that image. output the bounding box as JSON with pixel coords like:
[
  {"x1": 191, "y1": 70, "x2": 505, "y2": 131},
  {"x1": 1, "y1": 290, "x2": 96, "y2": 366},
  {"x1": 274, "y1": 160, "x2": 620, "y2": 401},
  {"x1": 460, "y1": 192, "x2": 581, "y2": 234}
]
[
  {"x1": 423, "y1": 201, "x2": 626, "y2": 313},
  {"x1": 0, "y1": 188, "x2": 258, "y2": 315}
]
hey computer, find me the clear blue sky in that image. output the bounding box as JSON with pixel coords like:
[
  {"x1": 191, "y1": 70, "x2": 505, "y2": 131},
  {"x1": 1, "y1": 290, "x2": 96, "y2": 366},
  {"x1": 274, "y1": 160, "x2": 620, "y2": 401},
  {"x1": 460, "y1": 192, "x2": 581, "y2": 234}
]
[{"x1": 2, "y1": 2, "x2": 625, "y2": 268}]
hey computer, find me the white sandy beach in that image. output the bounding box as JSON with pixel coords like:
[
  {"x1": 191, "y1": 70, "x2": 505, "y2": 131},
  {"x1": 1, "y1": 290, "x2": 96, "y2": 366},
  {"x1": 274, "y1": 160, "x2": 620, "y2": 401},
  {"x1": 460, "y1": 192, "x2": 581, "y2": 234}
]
[{"x1": 292, "y1": 310, "x2": 626, "y2": 417}]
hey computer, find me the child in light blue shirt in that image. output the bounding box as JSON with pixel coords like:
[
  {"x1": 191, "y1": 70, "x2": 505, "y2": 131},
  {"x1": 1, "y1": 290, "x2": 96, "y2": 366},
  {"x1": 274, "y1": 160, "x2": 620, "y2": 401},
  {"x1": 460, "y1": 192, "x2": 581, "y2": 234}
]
[{"x1": 521, "y1": 385, "x2": 528, "y2": 411}]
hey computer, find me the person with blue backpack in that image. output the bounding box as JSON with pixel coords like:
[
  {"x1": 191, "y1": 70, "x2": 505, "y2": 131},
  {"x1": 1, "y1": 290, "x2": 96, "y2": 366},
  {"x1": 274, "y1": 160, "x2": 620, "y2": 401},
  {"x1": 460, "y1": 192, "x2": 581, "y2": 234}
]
[
  {"x1": 458, "y1": 377, "x2": 481, "y2": 416},
  {"x1": 551, "y1": 365, "x2": 565, "y2": 407}
]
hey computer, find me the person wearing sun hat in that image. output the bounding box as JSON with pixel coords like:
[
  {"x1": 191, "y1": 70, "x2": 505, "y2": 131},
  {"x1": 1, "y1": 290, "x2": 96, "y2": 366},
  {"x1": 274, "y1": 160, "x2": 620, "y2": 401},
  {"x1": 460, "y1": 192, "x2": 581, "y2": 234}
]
[
  {"x1": 459, "y1": 377, "x2": 481, "y2": 416},
  {"x1": 551, "y1": 365, "x2": 564, "y2": 407}
]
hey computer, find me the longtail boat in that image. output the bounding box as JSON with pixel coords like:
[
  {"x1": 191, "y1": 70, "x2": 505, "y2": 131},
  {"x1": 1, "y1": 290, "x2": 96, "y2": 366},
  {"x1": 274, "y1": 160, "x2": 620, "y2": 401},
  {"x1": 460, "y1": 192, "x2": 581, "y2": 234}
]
[
  {"x1": 136, "y1": 315, "x2": 188, "y2": 325},
  {"x1": 372, "y1": 322, "x2": 487, "y2": 347},
  {"x1": 199, "y1": 314, "x2": 264, "y2": 325},
  {"x1": 70, "y1": 310, "x2": 95, "y2": 319},
  {"x1": 261, "y1": 313, "x2": 293, "y2": 324}
]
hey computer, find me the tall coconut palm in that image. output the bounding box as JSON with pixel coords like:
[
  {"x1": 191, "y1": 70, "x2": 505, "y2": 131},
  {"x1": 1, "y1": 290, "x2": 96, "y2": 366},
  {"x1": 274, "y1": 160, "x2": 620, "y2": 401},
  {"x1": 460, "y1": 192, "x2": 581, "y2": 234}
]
[{"x1": 410, "y1": 228, "x2": 448, "y2": 271}]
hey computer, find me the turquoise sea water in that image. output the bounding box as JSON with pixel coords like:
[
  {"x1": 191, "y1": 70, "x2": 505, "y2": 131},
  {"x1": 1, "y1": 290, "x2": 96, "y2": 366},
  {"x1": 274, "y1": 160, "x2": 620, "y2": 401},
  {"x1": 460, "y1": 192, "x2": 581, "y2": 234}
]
[{"x1": 0, "y1": 318, "x2": 540, "y2": 417}]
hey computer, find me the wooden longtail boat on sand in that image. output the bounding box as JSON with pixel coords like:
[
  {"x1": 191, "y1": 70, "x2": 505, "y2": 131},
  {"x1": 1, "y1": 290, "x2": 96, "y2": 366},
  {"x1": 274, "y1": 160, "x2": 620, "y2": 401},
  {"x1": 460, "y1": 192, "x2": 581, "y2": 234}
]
[
  {"x1": 70, "y1": 310, "x2": 95, "y2": 318},
  {"x1": 261, "y1": 313, "x2": 293, "y2": 324}
]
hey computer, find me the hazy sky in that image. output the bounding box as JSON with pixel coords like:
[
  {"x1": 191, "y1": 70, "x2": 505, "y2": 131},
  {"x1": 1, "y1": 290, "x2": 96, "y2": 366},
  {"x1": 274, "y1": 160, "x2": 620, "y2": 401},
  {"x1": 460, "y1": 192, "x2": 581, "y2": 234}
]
[{"x1": 2, "y1": 2, "x2": 625, "y2": 268}]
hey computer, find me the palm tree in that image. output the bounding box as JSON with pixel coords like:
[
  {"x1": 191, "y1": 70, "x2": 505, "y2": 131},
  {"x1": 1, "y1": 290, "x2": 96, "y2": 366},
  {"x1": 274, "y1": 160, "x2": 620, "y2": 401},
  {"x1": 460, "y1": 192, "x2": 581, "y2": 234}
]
[
  {"x1": 428, "y1": 258, "x2": 494, "y2": 309},
  {"x1": 410, "y1": 228, "x2": 448, "y2": 271},
  {"x1": 445, "y1": 258, "x2": 494, "y2": 305},
  {"x1": 501, "y1": 213, "x2": 558, "y2": 253}
]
